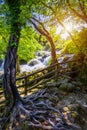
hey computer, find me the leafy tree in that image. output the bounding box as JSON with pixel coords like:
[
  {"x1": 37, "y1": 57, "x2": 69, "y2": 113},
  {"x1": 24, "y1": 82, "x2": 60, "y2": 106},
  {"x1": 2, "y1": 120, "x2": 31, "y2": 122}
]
[
  {"x1": 0, "y1": 3, "x2": 10, "y2": 58},
  {"x1": 18, "y1": 26, "x2": 42, "y2": 62},
  {"x1": 30, "y1": 17, "x2": 57, "y2": 63},
  {"x1": 66, "y1": 0, "x2": 87, "y2": 23},
  {"x1": 63, "y1": 28, "x2": 87, "y2": 62},
  {"x1": 21, "y1": 0, "x2": 57, "y2": 63},
  {"x1": 1, "y1": 0, "x2": 87, "y2": 129},
  {"x1": 3, "y1": 0, "x2": 22, "y2": 106},
  {"x1": 41, "y1": 1, "x2": 74, "y2": 41},
  {"x1": 0, "y1": 1, "x2": 43, "y2": 62}
]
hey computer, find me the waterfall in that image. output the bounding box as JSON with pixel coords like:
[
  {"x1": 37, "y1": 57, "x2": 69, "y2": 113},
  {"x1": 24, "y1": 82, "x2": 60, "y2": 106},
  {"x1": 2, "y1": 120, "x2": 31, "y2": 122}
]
[
  {"x1": 0, "y1": 60, "x2": 4, "y2": 71},
  {"x1": 43, "y1": 56, "x2": 51, "y2": 65},
  {"x1": 0, "y1": 60, "x2": 4, "y2": 79}
]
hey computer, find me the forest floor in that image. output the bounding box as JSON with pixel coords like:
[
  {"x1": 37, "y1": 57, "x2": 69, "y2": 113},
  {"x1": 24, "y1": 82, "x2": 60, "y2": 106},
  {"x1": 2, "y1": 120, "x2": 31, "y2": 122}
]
[{"x1": 0, "y1": 82, "x2": 87, "y2": 130}]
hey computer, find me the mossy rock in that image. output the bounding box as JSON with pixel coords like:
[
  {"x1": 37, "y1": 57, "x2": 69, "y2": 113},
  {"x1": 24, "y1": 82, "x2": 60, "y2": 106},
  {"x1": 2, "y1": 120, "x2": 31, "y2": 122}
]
[
  {"x1": 67, "y1": 83, "x2": 75, "y2": 92},
  {"x1": 59, "y1": 84, "x2": 67, "y2": 91},
  {"x1": 59, "y1": 83, "x2": 75, "y2": 92}
]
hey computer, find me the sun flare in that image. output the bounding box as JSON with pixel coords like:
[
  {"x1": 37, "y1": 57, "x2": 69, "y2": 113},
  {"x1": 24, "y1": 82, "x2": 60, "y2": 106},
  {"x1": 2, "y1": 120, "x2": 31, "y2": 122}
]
[
  {"x1": 64, "y1": 22, "x2": 73, "y2": 32},
  {"x1": 56, "y1": 21, "x2": 73, "y2": 39}
]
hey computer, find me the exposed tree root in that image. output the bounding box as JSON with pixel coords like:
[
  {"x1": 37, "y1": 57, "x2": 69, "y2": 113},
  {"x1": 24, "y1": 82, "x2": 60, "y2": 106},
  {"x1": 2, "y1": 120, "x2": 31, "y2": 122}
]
[{"x1": 1, "y1": 87, "x2": 74, "y2": 130}]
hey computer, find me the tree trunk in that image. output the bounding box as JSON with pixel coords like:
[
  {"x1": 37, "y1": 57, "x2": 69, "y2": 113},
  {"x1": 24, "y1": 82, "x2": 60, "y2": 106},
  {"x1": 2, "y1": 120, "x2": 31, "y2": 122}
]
[
  {"x1": 3, "y1": 34, "x2": 21, "y2": 107},
  {"x1": 30, "y1": 18, "x2": 57, "y2": 64},
  {"x1": 16, "y1": 55, "x2": 20, "y2": 73},
  {"x1": 47, "y1": 35, "x2": 57, "y2": 64},
  {"x1": 3, "y1": 0, "x2": 21, "y2": 107}
]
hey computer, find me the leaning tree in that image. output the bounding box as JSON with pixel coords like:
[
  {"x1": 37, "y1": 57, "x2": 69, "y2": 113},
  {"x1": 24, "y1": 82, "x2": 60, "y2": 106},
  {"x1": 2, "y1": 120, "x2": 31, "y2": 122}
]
[{"x1": 30, "y1": 17, "x2": 57, "y2": 64}]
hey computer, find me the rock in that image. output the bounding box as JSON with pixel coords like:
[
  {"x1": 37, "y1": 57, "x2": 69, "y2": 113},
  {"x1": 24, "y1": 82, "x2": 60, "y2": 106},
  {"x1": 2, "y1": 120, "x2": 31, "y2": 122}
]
[
  {"x1": 59, "y1": 127, "x2": 70, "y2": 130},
  {"x1": 67, "y1": 83, "x2": 75, "y2": 92},
  {"x1": 67, "y1": 113, "x2": 75, "y2": 123},
  {"x1": 20, "y1": 58, "x2": 45, "y2": 73},
  {"x1": 59, "y1": 84, "x2": 67, "y2": 91},
  {"x1": 68, "y1": 104, "x2": 80, "y2": 112},
  {"x1": 20, "y1": 60, "x2": 27, "y2": 65},
  {"x1": 70, "y1": 123, "x2": 82, "y2": 130},
  {"x1": 59, "y1": 82, "x2": 76, "y2": 92},
  {"x1": 27, "y1": 58, "x2": 41, "y2": 66},
  {"x1": 35, "y1": 51, "x2": 50, "y2": 57},
  {"x1": 63, "y1": 107, "x2": 69, "y2": 112},
  {"x1": 43, "y1": 56, "x2": 51, "y2": 65},
  {"x1": 20, "y1": 64, "x2": 31, "y2": 73},
  {"x1": 37, "y1": 56, "x2": 43, "y2": 62},
  {"x1": 80, "y1": 104, "x2": 87, "y2": 114}
]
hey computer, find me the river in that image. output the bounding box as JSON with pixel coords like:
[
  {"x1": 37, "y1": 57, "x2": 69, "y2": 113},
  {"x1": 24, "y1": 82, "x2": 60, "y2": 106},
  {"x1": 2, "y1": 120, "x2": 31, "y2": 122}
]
[{"x1": 0, "y1": 50, "x2": 74, "y2": 79}]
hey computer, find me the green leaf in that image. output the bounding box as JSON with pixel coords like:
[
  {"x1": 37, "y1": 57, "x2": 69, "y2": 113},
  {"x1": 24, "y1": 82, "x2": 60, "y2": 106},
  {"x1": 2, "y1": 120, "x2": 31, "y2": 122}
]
[{"x1": 11, "y1": 42, "x2": 17, "y2": 47}]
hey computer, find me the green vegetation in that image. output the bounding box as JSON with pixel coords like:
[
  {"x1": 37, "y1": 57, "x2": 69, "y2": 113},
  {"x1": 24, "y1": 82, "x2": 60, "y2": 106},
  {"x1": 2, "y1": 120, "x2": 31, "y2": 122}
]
[
  {"x1": 0, "y1": 0, "x2": 87, "y2": 130},
  {"x1": 0, "y1": 0, "x2": 87, "y2": 63},
  {"x1": 18, "y1": 26, "x2": 42, "y2": 61}
]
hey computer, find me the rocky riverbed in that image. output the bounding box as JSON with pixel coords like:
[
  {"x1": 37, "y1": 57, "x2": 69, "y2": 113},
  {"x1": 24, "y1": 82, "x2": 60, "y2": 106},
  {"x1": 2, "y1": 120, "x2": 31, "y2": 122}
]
[{"x1": 0, "y1": 50, "x2": 74, "y2": 78}]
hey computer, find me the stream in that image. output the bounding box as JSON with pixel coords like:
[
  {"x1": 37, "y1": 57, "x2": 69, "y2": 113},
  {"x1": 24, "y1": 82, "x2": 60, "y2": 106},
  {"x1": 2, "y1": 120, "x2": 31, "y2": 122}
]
[{"x1": 0, "y1": 50, "x2": 74, "y2": 79}]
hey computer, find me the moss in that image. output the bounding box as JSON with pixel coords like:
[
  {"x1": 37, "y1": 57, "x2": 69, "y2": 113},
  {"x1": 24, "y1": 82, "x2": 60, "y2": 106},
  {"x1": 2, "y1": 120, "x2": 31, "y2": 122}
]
[
  {"x1": 71, "y1": 112, "x2": 78, "y2": 118},
  {"x1": 59, "y1": 84, "x2": 67, "y2": 91}
]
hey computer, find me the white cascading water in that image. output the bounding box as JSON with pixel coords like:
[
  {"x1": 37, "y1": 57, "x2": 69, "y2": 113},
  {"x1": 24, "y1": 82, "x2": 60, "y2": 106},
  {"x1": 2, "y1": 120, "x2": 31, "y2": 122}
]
[
  {"x1": 0, "y1": 60, "x2": 4, "y2": 70},
  {"x1": 43, "y1": 56, "x2": 51, "y2": 66},
  {"x1": 0, "y1": 60, "x2": 4, "y2": 78},
  {"x1": 0, "y1": 50, "x2": 74, "y2": 74}
]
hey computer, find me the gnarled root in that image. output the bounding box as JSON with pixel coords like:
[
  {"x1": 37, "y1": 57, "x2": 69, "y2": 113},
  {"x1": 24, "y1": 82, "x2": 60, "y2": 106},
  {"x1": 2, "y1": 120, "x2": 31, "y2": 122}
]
[{"x1": 1, "y1": 87, "x2": 73, "y2": 130}]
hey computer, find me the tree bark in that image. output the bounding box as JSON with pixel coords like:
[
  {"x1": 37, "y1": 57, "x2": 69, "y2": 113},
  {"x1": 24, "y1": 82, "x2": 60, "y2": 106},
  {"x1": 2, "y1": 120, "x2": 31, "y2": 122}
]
[
  {"x1": 3, "y1": 34, "x2": 21, "y2": 106},
  {"x1": 46, "y1": 35, "x2": 57, "y2": 64},
  {"x1": 30, "y1": 18, "x2": 57, "y2": 64},
  {"x1": 3, "y1": 0, "x2": 21, "y2": 107},
  {"x1": 16, "y1": 55, "x2": 20, "y2": 73}
]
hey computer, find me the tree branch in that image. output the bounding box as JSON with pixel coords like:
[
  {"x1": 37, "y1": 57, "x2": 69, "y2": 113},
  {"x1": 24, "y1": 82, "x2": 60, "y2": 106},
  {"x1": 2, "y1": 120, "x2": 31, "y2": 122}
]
[
  {"x1": 31, "y1": 17, "x2": 50, "y2": 36},
  {"x1": 30, "y1": 19, "x2": 48, "y2": 38},
  {"x1": 78, "y1": 0, "x2": 87, "y2": 18},
  {"x1": 66, "y1": 0, "x2": 87, "y2": 23},
  {"x1": 41, "y1": 1, "x2": 75, "y2": 41}
]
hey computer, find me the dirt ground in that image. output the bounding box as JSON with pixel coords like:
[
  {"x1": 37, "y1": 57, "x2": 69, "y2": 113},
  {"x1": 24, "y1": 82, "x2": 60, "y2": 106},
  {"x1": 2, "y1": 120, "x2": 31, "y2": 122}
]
[{"x1": 0, "y1": 85, "x2": 87, "y2": 130}]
